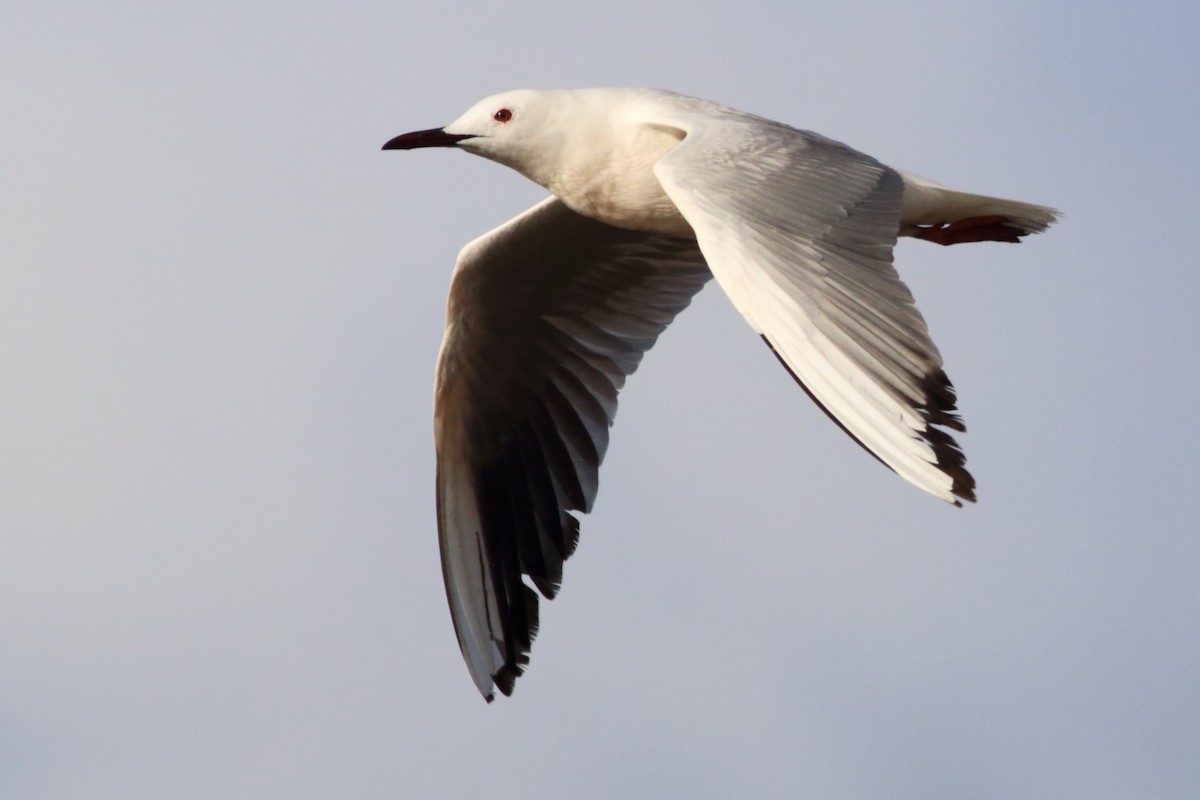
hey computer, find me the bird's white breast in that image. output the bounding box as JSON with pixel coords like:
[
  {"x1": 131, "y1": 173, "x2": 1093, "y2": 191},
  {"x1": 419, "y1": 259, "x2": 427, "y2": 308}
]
[{"x1": 546, "y1": 123, "x2": 695, "y2": 237}]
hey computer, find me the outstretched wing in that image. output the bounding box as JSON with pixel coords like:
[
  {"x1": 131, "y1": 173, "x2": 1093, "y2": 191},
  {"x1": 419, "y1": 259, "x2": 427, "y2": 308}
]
[
  {"x1": 434, "y1": 197, "x2": 710, "y2": 700},
  {"x1": 653, "y1": 113, "x2": 975, "y2": 505}
]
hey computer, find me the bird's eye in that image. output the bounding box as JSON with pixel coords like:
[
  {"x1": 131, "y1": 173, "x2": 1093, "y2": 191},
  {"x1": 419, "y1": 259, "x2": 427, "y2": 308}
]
[{"x1": 493, "y1": 108, "x2": 513, "y2": 123}]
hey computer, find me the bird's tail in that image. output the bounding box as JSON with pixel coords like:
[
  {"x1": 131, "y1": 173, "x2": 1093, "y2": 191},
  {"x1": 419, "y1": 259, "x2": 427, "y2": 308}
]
[{"x1": 897, "y1": 170, "x2": 1060, "y2": 243}]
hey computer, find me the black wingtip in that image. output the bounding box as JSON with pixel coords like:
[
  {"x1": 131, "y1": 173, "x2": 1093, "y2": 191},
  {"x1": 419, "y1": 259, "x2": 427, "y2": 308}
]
[
  {"x1": 920, "y1": 369, "x2": 977, "y2": 505},
  {"x1": 924, "y1": 424, "x2": 976, "y2": 505},
  {"x1": 758, "y1": 335, "x2": 978, "y2": 504}
]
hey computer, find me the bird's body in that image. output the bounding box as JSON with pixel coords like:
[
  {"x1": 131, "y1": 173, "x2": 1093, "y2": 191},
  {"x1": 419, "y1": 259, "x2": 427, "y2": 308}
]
[{"x1": 383, "y1": 88, "x2": 1058, "y2": 701}]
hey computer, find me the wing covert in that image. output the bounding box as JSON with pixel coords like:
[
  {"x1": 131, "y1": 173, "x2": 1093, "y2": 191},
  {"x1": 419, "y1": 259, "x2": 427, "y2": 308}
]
[{"x1": 652, "y1": 116, "x2": 975, "y2": 505}]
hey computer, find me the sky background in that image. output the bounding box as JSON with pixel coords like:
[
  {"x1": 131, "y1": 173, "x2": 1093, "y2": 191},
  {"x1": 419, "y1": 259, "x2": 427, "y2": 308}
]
[{"x1": 3, "y1": 2, "x2": 1199, "y2": 798}]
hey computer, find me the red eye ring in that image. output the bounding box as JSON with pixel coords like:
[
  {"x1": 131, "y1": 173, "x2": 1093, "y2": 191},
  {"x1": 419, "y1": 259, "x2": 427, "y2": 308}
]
[{"x1": 493, "y1": 108, "x2": 513, "y2": 123}]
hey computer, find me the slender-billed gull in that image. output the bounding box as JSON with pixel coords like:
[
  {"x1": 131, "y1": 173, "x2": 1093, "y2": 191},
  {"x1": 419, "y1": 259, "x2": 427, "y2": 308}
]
[{"x1": 382, "y1": 88, "x2": 1058, "y2": 701}]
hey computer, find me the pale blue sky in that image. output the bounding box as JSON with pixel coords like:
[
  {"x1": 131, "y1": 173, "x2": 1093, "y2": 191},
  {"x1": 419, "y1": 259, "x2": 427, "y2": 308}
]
[{"x1": 3, "y1": 2, "x2": 1198, "y2": 798}]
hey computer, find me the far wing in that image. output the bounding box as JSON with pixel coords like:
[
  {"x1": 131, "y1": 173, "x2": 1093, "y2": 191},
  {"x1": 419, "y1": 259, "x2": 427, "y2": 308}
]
[
  {"x1": 653, "y1": 117, "x2": 975, "y2": 505},
  {"x1": 434, "y1": 197, "x2": 710, "y2": 701}
]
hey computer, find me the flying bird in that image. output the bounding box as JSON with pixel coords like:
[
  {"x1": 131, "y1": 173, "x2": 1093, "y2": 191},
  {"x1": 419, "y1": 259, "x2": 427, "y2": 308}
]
[{"x1": 382, "y1": 88, "x2": 1058, "y2": 701}]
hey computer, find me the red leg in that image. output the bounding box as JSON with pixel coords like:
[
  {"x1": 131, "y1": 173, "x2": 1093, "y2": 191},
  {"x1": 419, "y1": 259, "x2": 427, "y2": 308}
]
[{"x1": 912, "y1": 215, "x2": 1024, "y2": 246}]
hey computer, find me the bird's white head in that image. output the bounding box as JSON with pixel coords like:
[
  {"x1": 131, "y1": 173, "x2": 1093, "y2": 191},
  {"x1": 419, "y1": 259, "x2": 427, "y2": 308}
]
[{"x1": 383, "y1": 89, "x2": 584, "y2": 185}]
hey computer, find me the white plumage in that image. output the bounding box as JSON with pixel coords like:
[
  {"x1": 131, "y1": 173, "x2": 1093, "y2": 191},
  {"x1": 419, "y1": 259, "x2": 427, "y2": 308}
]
[{"x1": 383, "y1": 88, "x2": 1058, "y2": 701}]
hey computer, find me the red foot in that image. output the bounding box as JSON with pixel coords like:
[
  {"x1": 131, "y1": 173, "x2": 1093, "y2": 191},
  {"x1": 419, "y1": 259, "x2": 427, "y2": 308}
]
[{"x1": 912, "y1": 215, "x2": 1023, "y2": 246}]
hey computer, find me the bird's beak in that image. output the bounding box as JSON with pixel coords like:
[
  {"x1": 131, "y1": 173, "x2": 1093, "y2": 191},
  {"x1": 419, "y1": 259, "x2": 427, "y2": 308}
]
[{"x1": 381, "y1": 128, "x2": 474, "y2": 150}]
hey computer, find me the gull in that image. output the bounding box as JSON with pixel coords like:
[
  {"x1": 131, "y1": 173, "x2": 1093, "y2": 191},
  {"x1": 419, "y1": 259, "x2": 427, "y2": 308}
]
[{"x1": 382, "y1": 88, "x2": 1058, "y2": 701}]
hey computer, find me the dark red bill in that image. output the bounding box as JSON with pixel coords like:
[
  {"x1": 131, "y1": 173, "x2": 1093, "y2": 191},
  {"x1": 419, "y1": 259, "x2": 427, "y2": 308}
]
[{"x1": 381, "y1": 128, "x2": 473, "y2": 150}]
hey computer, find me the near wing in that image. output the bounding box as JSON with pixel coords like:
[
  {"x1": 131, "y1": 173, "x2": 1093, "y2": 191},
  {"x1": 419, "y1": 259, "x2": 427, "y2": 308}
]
[
  {"x1": 434, "y1": 197, "x2": 710, "y2": 701},
  {"x1": 653, "y1": 116, "x2": 975, "y2": 505}
]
